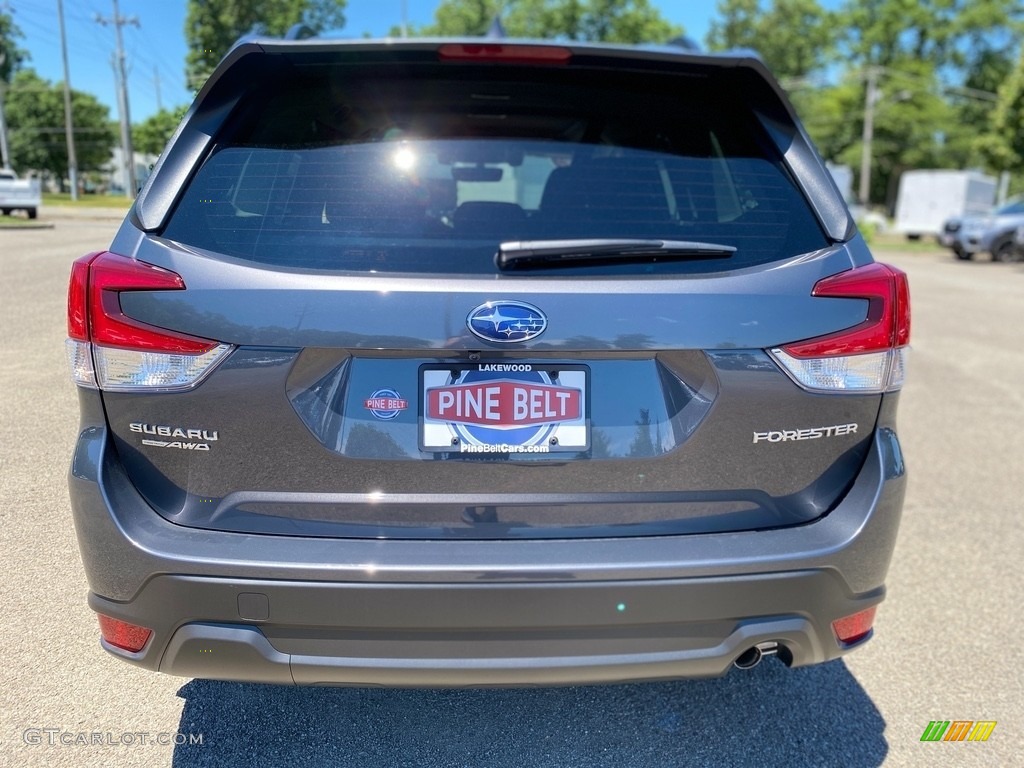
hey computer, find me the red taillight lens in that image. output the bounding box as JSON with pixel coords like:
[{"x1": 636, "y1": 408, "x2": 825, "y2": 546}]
[
  {"x1": 782, "y1": 263, "x2": 910, "y2": 358},
  {"x1": 87, "y1": 251, "x2": 217, "y2": 354},
  {"x1": 893, "y1": 266, "x2": 910, "y2": 347},
  {"x1": 832, "y1": 606, "x2": 877, "y2": 646},
  {"x1": 67, "y1": 252, "x2": 101, "y2": 341},
  {"x1": 438, "y1": 43, "x2": 572, "y2": 65},
  {"x1": 97, "y1": 614, "x2": 153, "y2": 652}
]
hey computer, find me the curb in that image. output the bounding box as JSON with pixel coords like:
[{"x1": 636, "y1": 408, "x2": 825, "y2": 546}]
[
  {"x1": 40, "y1": 206, "x2": 128, "y2": 221},
  {"x1": 0, "y1": 221, "x2": 56, "y2": 230}
]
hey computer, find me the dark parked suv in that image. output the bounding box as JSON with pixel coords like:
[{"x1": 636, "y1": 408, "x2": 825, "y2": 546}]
[{"x1": 66, "y1": 37, "x2": 909, "y2": 686}]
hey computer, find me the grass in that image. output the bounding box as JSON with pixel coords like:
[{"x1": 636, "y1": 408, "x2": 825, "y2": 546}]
[
  {"x1": 871, "y1": 231, "x2": 949, "y2": 254},
  {"x1": 0, "y1": 216, "x2": 54, "y2": 229},
  {"x1": 42, "y1": 192, "x2": 132, "y2": 209}
]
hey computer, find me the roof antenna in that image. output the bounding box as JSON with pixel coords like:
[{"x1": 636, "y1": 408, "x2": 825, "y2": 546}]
[{"x1": 486, "y1": 16, "x2": 507, "y2": 39}]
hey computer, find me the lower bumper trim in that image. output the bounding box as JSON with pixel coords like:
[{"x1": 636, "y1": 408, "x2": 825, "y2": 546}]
[
  {"x1": 90, "y1": 569, "x2": 882, "y2": 686},
  {"x1": 160, "y1": 618, "x2": 824, "y2": 687}
]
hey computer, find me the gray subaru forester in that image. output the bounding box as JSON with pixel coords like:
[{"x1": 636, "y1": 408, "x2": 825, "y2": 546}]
[{"x1": 66, "y1": 37, "x2": 909, "y2": 686}]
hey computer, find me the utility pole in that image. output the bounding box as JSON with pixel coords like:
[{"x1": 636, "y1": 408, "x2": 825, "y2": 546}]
[
  {"x1": 96, "y1": 0, "x2": 139, "y2": 198},
  {"x1": 0, "y1": 1, "x2": 11, "y2": 170},
  {"x1": 997, "y1": 171, "x2": 1010, "y2": 207},
  {"x1": 153, "y1": 66, "x2": 161, "y2": 112},
  {"x1": 400, "y1": 0, "x2": 407, "y2": 37},
  {"x1": 858, "y1": 67, "x2": 878, "y2": 207},
  {"x1": 57, "y1": 0, "x2": 79, "y2": 200},
  {"x1": 0, "y1": 51, "x2": 11, "y2": 172}
]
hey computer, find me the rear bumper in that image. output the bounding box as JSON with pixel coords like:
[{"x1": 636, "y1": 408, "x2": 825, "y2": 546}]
[
  {"x1": 70, "y1": 424, "x2": 906, "y2": 686},
  {"x1": 93, "y1": 571, "x2": 875, "y2": 686}
]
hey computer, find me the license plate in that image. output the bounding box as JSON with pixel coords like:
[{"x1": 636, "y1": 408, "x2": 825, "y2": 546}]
[{"x1": 420, "y1": 363, "x2": 589, "y2": 454}]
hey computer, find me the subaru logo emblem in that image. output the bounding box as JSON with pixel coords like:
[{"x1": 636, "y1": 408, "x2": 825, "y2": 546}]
[{"x1": 467, "y1": 301, "x2": 547, "y2": 343}]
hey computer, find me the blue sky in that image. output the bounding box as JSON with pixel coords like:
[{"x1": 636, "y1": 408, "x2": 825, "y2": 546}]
[{"x1": 9, "y1": 0, "x2": 723, "y2": 123}]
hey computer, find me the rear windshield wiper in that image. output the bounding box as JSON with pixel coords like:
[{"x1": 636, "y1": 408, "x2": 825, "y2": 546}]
[{"x1": 496, "y1": 239, "x2": 737, "y2": 270}]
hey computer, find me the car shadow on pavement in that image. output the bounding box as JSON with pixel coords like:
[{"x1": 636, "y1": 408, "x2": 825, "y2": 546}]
[{"x1": 172, "y1": 658, "x2": 885, "y2": 768}]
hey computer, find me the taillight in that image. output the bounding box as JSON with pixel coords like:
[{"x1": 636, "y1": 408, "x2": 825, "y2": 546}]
[
  {"x1": 770, "y1": 263, "x2": 910, "y2": 393},
  {"x1": 98, "y1": 614, "x2": 152, "y2": 653},
  {"x1": 65, "y1": 251, "x2": 232, "y2": 391},
  {"x1": 438, "y1": 43, "x2": 572, "y2": 65},
  {"x1": 67, "y1": 252, "x2": 99, "y2": 341}
]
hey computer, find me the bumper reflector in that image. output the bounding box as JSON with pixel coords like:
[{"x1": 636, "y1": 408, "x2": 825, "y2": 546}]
[
  {"x1": 98, "y1": 614, "x2": 153, "y2": 653},
  {"x1": 832, "y1": 606, "x2": 877, "y2": 646}
]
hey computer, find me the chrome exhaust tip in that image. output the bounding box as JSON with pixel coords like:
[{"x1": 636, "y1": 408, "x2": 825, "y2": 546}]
[{"x1": 734, "y1": 641, "x2": 780, "y2": 670}]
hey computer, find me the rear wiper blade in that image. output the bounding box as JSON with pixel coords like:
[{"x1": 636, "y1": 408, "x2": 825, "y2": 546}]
[{"x1": 496, "y1": 239, "x2": 736, "y2": 270}]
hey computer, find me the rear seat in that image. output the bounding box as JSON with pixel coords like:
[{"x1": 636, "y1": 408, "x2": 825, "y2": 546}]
[
  {"x1": 452, "y1": 201, "x2": 528, "y2": 238},
  {"x1": 535, "y1": 157, "x2": 674, "y2": 237}
]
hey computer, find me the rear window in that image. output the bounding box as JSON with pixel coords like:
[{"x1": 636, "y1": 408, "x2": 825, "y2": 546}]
[{"x1": 164, "y1": 64, "x2": 829, "y2": 275}]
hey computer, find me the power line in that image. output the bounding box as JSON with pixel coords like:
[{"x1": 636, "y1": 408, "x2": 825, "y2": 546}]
[
  {"x1": 16, "y1": 127, "x2": 115, "y2": 133},
  {"x1": 11, "y1": 4, "x2": 100, "y2": 59},
  {"x1": 782, "y1": 66, "x2": 1001, "y2": 104},
  {"x1": 124, "y1": 26, "x2": 190, "y2": 105},
  {"x1": 876, "y1": 65, "x2": 1001, "y2": 103},
  {"x1": 125, "y1": 27, "x2": 180, "y2": 75}
]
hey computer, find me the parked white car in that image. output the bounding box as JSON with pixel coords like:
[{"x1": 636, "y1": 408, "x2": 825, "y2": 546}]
[{"x1": 0, "y1": 170, "x2": 42, "y2": 219}]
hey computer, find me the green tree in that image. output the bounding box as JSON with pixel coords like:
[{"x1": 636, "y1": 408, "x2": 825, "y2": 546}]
[
  {"x1": 5, "y1": 70, "x2": 116, "y2": 187},
  {"x1": 413, "y1": 0, "x2": 681, "y2": 44},
  {"x1": 415, "y1": 0, "x2": 498, "y2": 36},
  {"x1": 806, "y1": 0, "x2": 1023, "y2": 206},
  {"x1": 796, "y1": 80, "x2": 862, "y2": 164},
  {"x1": 798, "y1": 65, "x2": 966, "y2": 207},
  {"x1": 134, "y1": 106, "x2": 189, "y2": 156},
  {"x1": 706, "y1": 0, "x2": 758, "y2": 52},
  {"x1": 627, "y1": 408, "x2": 655, "y2": 458},
  {"x1": 1, "y1": 9, "x2": 28, "y2": 83},
  {"x1": 940, "y1": 48, "x2": 1015, "y2": 170},
  {"x1": 976, "y1": 47, "x2": 1024, "y2": 179},
  {"x1": 1, "y1": 9, "x2": 29, "y2": 170},
  {"x1": 840, "y1": 0, "x2": 1020, "y2": 71},
  {"x1": 706, "y1": 0, "x2": 836, "y2": 79},
  {"x1": 185, "y1": 0, "x2": 347, "y2": 91}
]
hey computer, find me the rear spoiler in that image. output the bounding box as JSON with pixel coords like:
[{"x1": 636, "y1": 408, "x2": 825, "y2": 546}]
[{"x1": 132, "y1": 39, "x2": 854, "y2": 242}]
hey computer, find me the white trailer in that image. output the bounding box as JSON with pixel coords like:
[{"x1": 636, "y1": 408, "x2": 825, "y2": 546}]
[
  {"x1": 894, "y1": 169, "x2": 995, "y2": 240},
  {"x1": 826, "y1": 163, "x2": 854, "y2": 204},
  {"x1": 0, "y1": 170, "x2": 42, "y2": 219}
]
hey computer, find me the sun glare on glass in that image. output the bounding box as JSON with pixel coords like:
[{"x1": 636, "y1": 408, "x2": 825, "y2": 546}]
[{"x1": 393, "y1": 146, "x2": 416, "y2": 171}]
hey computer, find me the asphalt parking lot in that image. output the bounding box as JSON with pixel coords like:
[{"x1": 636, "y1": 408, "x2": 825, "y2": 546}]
[{"x1": 1, "y1": 218, "x2": 1021, "y2": 767}]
